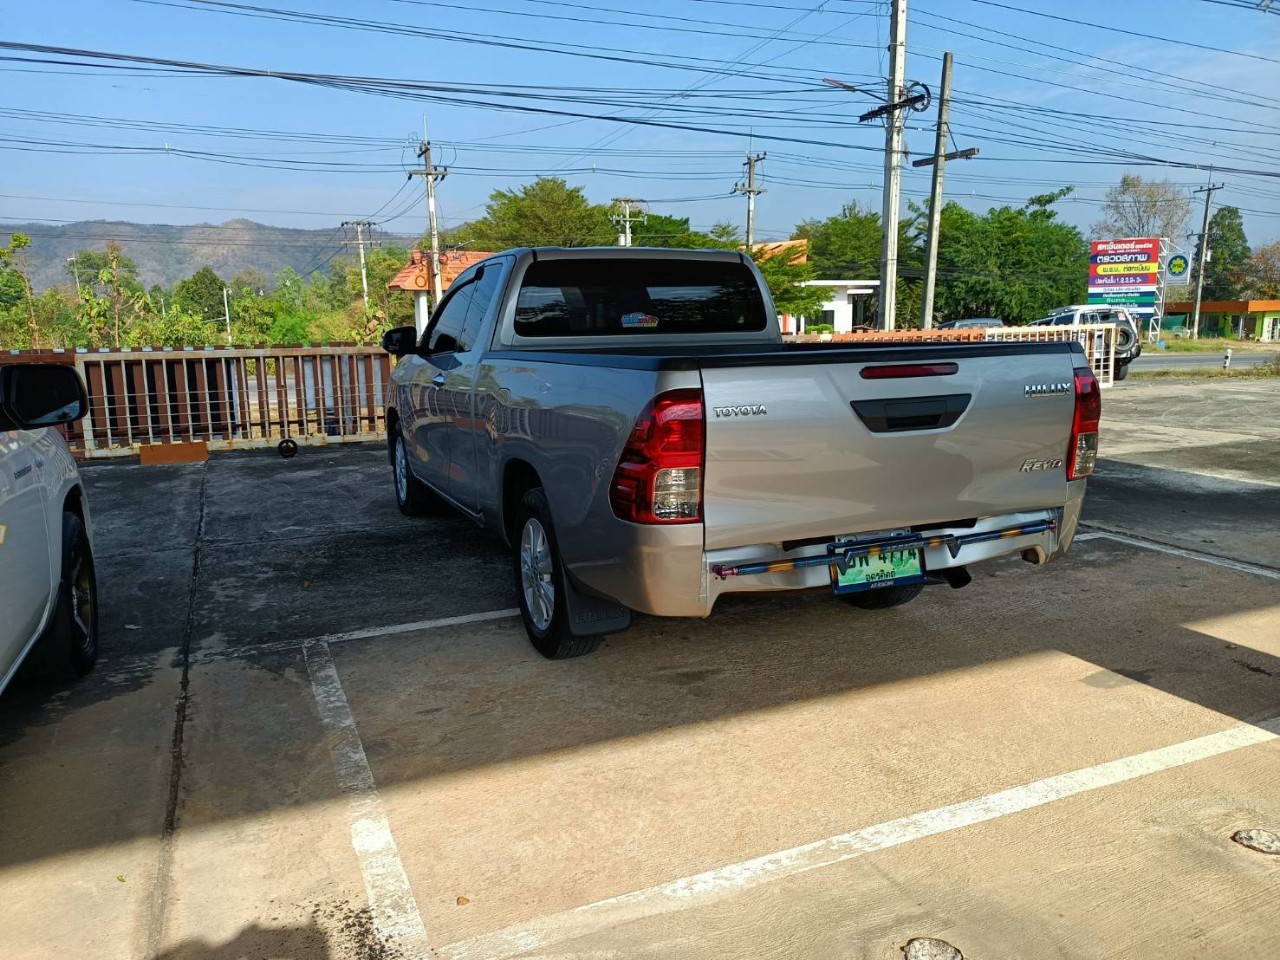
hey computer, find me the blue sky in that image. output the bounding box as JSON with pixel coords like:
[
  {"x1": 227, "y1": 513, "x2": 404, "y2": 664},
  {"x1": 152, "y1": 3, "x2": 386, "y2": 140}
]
[{"x1": 3, "y1": 0, "x2": 1279, "y2": 252}]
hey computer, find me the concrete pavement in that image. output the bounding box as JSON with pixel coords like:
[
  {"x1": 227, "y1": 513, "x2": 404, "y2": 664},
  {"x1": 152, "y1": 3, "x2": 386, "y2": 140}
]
[{"x1": 1, "y1": 378, "x2": 1277, "y2": 960}]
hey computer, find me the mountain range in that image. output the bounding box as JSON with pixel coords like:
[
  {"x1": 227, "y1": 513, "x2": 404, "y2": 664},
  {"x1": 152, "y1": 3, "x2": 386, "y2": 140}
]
[{"x1": 2, "y1": 219, "x2": 420, "y2": 292}]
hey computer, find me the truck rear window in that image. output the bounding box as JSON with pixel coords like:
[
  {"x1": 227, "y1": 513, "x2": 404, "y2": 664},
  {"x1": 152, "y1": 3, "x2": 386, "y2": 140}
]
[{"x1": 514, "y1": 258, "x2": 767, "y2": 337}]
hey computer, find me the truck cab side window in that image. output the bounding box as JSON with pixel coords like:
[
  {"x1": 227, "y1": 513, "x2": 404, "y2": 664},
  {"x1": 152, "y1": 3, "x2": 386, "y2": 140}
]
[
  {"x1": 425, "y1": 282, "x2": 476, "y2": 355},
  {"x1": 459, "y1": 265, "x2": 503, "y2": 352}
]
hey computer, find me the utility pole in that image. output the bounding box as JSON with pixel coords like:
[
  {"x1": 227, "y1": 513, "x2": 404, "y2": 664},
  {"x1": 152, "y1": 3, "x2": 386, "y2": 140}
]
[
  {"x1": 1190, "y1": 178, "x2": 1223, "y2": 340},
  {"x1": 66, "y1": 256, "x2": 82, "y2": 299},
  {"x1": 222, "y1": 286, "x2": 231, "y2": 344},
  {"x1": 342, "y1": 219, "x2": 377, "y2": 307},
  {"x1": 733, "y1": 152, "x2": 766, "y2": 250},
  {"x1": 879, "y1": 0, "x2": 908, "y2": 330},
  {"x1": 409, "y1": 140, "x2": 448, "y2": 306},
  {"x1": 611, "y1": 198, "x2": 646, "y2": 247},
  {"x1": 913, "y1": 52, "x2": 978, "y2": 328}
]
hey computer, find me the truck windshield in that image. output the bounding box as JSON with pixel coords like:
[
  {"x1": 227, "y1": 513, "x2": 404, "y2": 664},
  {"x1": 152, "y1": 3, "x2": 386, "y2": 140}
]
[{"x1": 514, "y1": 258, "x2": 768, "y2": 337}]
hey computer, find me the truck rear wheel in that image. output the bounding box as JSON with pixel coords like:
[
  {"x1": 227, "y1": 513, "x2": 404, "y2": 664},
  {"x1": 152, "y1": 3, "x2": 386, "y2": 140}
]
[
  {"x1": 1113, "y1": 361, "x2": 1130, "y2": 381},
  {"x1": 514, "y1": 488, "x2": 601, "y2": 659},
  {"x1": 841, "y1": 584, "x2": 924, "y2": 610}
]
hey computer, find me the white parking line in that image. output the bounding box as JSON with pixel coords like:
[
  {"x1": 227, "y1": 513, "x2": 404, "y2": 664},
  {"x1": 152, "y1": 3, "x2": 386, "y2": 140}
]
[
  {"x1": 296, "y1": 532, "x2": 1273, "y2": 958},
  {"x1": 304, "y1": 640, "x2": 432, "y2": 959},
  {"x1": 1081, "y1": 529, "x2": 1280, "y2": 581},
  {"x1": 437, "y1": 716, "x2": 1280, "y2": 960},
  {"x1": 324, "y1": 608, "x2": 522, "y2": 646}
]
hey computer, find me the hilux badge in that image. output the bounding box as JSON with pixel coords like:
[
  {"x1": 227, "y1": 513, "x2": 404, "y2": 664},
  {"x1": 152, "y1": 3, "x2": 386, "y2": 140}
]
[{"x1": 1024, "y1": 382, "x2": 1071, "y2": 398}]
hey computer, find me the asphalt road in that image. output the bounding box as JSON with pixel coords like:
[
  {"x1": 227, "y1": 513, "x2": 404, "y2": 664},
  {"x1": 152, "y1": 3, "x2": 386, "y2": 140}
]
[{"x1": 1131, "y1": 350, "x2": 1275, "y2": 371}]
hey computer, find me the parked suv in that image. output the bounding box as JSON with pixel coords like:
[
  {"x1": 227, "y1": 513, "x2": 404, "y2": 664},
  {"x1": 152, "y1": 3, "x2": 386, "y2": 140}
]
[
  {"x1": 938, "y1": 317, "x2": 1005, "y2": 330},
  {"x1": 0, "y1": 364, "x2": 98, "y2": 693},
  {"x1": 1028, "y1": 306, "x2": 1142, "y2": 380}
]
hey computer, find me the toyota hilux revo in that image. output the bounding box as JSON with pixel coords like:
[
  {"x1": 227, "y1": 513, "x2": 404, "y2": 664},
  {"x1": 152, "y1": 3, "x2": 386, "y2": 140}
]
[{"x1": 382, "y1": 248, "x2": 1100, "y2": 658}]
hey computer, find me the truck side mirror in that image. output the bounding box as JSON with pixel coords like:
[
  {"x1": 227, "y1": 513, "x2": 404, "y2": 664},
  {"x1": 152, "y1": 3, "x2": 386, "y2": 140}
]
[
  {"x1": 0, "y1": 364, "x2": 88, "y2": 431},
  {"x1": 381, "y1": 325, "x2": 418, "y2": 357}
]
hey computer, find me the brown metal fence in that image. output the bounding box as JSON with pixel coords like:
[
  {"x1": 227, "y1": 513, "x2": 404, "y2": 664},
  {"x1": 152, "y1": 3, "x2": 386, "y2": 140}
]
[{"x1": 2, "y1": 346, "x2": 392, "y2": 459}]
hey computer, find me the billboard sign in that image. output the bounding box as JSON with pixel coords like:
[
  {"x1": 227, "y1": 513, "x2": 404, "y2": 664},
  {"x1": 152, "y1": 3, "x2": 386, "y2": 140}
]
[{"x1": 1088, "y1": 237, "x2": 1161, "y2": 323}]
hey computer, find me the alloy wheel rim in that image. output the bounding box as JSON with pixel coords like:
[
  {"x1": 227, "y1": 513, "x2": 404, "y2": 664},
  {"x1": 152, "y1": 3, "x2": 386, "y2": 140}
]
[
  {"x1": 70, "y1": 553, "x2": 95, "y2": 655},
  {"x1": 395, "y1": 437, "x2": 409, "y2": 502},
  {"x1": 520, "y1": 518, "x2": 554, "y2": 632}
]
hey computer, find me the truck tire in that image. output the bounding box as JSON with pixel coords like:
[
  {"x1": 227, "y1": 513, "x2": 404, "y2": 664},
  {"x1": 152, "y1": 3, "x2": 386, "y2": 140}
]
[
  {"x1": 841, "y1": 584, "x2": 924, "y2": 610},
  {"x1": 392, "y1": 428, "x2": 439, "y2": 517},
  {"x1": 1114, "y1": 324, "x2": 1136, "y2": 353},
  {"x1": 28, "y1": 512, "x2": 99, "y2": 681},
  {"x1": 1113, "y1": 361, "x2": 1130, "y2": 381},
  {"x1": 514, "y1": 488, "x2": 601, "y2": 659}
]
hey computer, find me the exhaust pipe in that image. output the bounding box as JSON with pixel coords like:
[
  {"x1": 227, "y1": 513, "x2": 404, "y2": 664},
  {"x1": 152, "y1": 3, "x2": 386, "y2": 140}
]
[{"x1": 941, "y1": 566, "x2": 972, "y2": 589}]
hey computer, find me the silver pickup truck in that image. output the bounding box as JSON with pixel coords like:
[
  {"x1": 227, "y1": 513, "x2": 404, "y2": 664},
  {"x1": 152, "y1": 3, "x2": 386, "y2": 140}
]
[{"x1": 382, "y1": 248, "x2": 1099, "y2": 658}]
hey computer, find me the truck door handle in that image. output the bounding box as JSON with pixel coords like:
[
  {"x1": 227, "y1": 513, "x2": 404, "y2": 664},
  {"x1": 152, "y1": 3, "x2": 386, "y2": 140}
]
[
  {"x1": 850, "y1": 393, "x2": 971, "y2": 433},
  {"x1": 432, "y1": 374, "x2": 446, "y2": 387}
]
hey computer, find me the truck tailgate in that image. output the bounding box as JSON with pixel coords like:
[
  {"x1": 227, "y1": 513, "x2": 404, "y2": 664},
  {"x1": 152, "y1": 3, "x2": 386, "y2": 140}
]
[{"x1": 699, "y1": 344, "x2": 1079, "y2": 551}]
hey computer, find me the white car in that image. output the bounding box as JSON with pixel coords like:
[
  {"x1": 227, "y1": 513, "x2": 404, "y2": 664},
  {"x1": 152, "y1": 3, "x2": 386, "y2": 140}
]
[
  {"x1": 0, "y1": 363, "x2": 98, "y2": 693},
  {"x1": 1028, "y1": 306, "x2": 1143, "y2": 380}
]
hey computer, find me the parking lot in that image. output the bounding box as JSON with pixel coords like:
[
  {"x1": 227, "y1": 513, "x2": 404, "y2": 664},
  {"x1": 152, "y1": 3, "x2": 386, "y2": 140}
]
[{"x1": 2, "y1": 377, "x2": 1278, "y2": 960}]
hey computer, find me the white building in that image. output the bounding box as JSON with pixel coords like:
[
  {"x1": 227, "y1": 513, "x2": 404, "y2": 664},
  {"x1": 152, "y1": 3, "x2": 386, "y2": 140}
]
[{"x1": 780, "y1": 280, "x2": 880, "y2": 334}]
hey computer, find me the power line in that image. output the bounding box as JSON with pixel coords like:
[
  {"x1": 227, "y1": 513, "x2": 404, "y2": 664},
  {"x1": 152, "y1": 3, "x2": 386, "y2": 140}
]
[
  {"x1": 912, "y1": 9, "x2": 1280, "y2": 113},
  {"x1": 950, "y1": 0, "x2": 1280, "y2": 65}
]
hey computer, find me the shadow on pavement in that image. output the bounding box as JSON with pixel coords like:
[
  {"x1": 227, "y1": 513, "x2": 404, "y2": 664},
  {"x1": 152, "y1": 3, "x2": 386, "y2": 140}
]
[{"x1": 0, "y1": 445, "x2": 1277, "y2": 876}]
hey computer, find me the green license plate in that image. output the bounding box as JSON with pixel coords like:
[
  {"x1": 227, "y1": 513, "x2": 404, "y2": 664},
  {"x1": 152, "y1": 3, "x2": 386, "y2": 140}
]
[{"x1": 829, "y1": 546, "x2": 925, "y2": 594}]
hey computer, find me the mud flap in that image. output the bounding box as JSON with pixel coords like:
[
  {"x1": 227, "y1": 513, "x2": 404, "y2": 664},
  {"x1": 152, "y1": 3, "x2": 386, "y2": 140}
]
[{"x1": 564, "y1": 574, "x2": 632, "y2": 638}]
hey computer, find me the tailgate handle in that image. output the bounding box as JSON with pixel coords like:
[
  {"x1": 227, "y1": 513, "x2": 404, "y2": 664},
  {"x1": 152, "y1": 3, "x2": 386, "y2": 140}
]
[{"x1": 850, "y1": 393, "x2": 970, "y2": 433}]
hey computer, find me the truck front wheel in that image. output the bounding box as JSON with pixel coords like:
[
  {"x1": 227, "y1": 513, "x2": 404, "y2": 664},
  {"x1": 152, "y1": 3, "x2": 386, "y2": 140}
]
[
  {"x1": 392, "y1": 428, "x2": 439, "y2": 517},
  {"x1": 513, "y1": 488, "x2": 601, "y2": 659}
]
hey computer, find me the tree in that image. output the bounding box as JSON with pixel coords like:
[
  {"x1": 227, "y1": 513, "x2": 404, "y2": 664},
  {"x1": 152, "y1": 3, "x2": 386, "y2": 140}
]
[
  {"x1": 454, "y1": 177, "x2": 614, "y2": 248},
  {"x1": 94, "y1": 240, "x2": 143, "y2": 348},
  {"x1": 793, "y1": 202, "x2": 884, "y2": 280},
  {"x1": 172, "y1": 266, "x2": 226, "y2": 323},
  {"x1": 793, "y1": 201, "x2": 923, "y2": 326},
  {"x1": 751, "y1": 244, "x2": 826, "y2": 319},
  {"x1": 0, "y1": 232, "x2": 37, "y2": 345},
  {"x1": 1091, "y1": 174, "x2": 1191, "y2": 241},
  {"x1": 628, "y1": 213, "x2": 732, "y2": 249},
  {"x1": 934, "y1": 193, "x2": 1088, "y2": 324},
  {"x1": 228, "y1": 268, "x2": 268, "y2": 297},
  {"x1": 0, "y1": 265, "x2": 24, "y2": 310},
  {"x1": 1202, "y1": 206, "x2": 1251, "y2": 301},
  {"x1": 1243, "y1": 241, "x2": 1280, "y2": 299},
  {"x1": 66, "y1": 246, "x2": 143, "y2": 299}
]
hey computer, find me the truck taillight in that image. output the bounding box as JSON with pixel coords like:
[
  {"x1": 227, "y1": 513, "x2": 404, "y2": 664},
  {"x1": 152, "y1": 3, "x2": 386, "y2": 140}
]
[
  {"x1": 1067, "y1": 367, "x2": 1102, "y2": 480},
  {"x1": 610, "y1": 389, "x2": 704, "y2": 523}
]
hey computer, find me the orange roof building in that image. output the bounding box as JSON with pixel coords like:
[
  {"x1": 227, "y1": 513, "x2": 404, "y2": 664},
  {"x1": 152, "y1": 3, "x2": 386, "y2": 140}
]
[
  {"x1": 749, "y1": 238, "x2": 809, "y2": 263},
  {"x1": 1163, "y1": 299, "x2": 1280, "y2": 342},
  {"x1": 388, "y1": 248, "x2": 498, "y2": 293},
  {"x1": 389, "y1": 248, "x2": 499, "y2": 334}
]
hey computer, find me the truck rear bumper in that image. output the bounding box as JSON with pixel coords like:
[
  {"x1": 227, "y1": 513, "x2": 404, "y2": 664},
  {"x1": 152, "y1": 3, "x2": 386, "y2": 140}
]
[{"x1": 572, "y1": 480, "x2": 1086, "y2": 618}]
